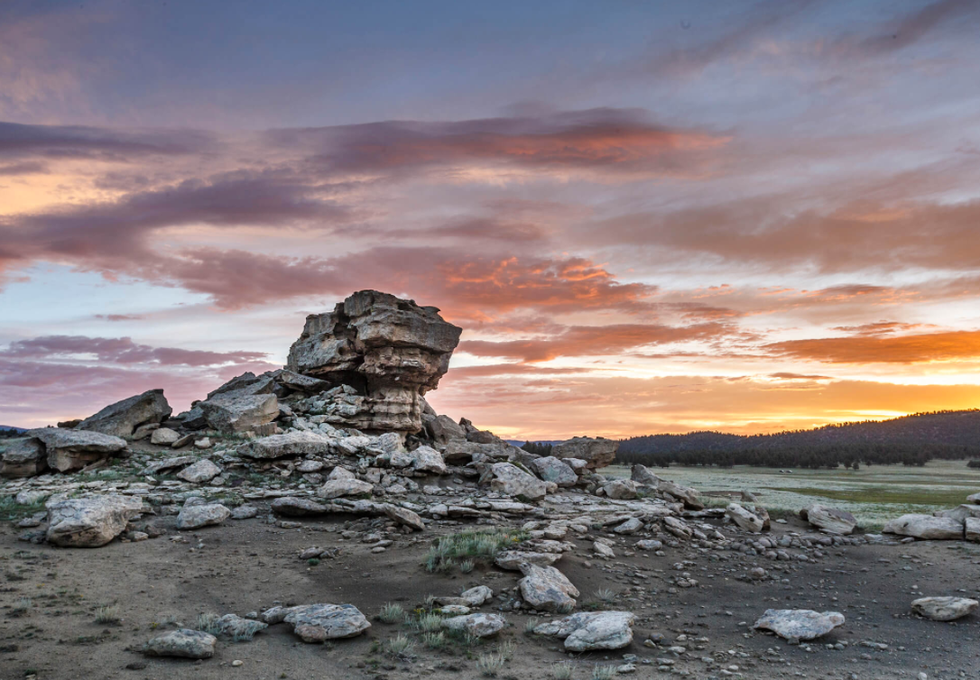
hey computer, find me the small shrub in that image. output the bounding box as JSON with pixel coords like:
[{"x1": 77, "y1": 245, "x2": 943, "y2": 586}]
[
  {"x1": 417, "y1": 613, "x2": 443, "y2": 633},
  {"x1": 497, "y1": 640, "x2": 515, "y2": 660},
  {"x1": 95, "y1": 605, "x2": 121, "y2": 624},
  {"x1": 196, "y1": 612, "x2": 222, "y2": 636},
  {"x1": 424, "y1": 529, "x2": 528, "y2": 573},
  {"x1": 557, "y1": 602, "x2": 576, "y2": 614},
  {"x1": 422, "y1": 631, "x2": 446, "y2": 649},
  {"x1": 594, "y1": 588, "x2": 615, "y2": 603},
  {"x1": 591, "y1": 665, "x2": 616, "y2": 680},
  {"x1": 378, "y1": 602, "x2": 405, "y2": 624},
  {"x1": 11, "y1": 597, "x2": 33, "y2": 617},
  {"x1": 477, "y1": 652, "x2": 506, "y2": 677},
  {"x1": 307, "y1": 558, "x2": 320, "y2": 567},
  {"x1": 386, "y1": 634, "x2": 415, "y2": 657},
  {"x1": 460, "y1": 559, "x2": 475, "y2": 574},
  {"x1": 524, "y1": 618, "x2": 538, "y2": 635},
  {"x1": 552, "y1": 661, "x2": 574, "y2": 680}
]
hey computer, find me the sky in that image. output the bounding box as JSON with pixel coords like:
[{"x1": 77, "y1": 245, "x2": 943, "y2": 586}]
[{"x1": 2, "y1": 0, "x2": 980, "y2": 438}]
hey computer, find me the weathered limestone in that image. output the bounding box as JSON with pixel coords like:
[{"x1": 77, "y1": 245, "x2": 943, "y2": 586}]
[
  {"x1": 911, "y1": 597, "x2": 979, "y2": 621},
  {"x1": 29, "y1": 428, "x2": 127, "y2": 473},
  {"x1": 602, "y1": 479, "x2": 638, "y2": 500},
  {"x1": 46, "y1": 495, "x2": 144, "y2": 547},
  {"x1": 804, "y1": 505, "x2": 858, "y2": 535},
  {"x1": 150, "y1": 427, "x2": 181, "y2": 445},
  {"x1": 286, "y1": 290, "x2": 462, "y2": 433},
  {"x1": 390, "y1": 445, "x2": 447, "y2": 474},
  {"x1": 176, "y1": 459, "x2": 222, "y2": 484},
  {"x1": 425, "y1": 414, "x2": 466, "y2": 444},
  {"x1": 144, "y1": 629, "x2": 216, "y2": 659},
  {"x1": 967, "y1": 517, "x2": 980, "y2": 543},
  {"x1": 534, "y1": 611, "x2": 635, "y2": 651},
  {"x1": 176, "y1": 503, "x2": 231, "y2": 530},
  {"x1": 240, "y1": 431, "x2": 333, "y2": 459},
  {"x1": 198, "y1": 390, "x2": 278, "y2": 434},
  {"x1": 531, "y1": 456, "x2": 578, "y2": 487},
  {"x1": 317, "y1": 477, "x2": 374, "y2": 499},
  {"x1": 551, "y1": 437, "x2": 619, "y2": 469},
  {"x1": 76, "y1": 388, "x2": 171, "y2": 438},
  {"x1": 883, "y1": 514, "x2": 964, "y2": 540},
  {"x1": 726, "y1": 503, "x2": 766, "y2": 533},
  {"x1": 0, "y1": 437, "x2": 46, "y2": 478},
  {"x1": 753, "y1": 609, "x2": 845, "y2": 641}
]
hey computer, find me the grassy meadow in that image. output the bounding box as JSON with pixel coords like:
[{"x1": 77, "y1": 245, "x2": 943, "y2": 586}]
[{"x1": 606, "y1": 460, "x2": 980, "y2": 529}]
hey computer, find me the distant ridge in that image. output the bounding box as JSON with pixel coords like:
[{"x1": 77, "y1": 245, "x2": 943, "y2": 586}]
[
  {"x1": 618, "y1": 409, "x2": 980, "y2": 469},
  {"x1": 0, "y1": 425, "x2": 25, "y2": 432}
]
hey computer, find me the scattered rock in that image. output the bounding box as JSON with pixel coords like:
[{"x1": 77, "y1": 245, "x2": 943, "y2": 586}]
[
  {"x1": 318, "y1": 477, "x2": 374, "y2": 499},
  {"x1": 489, "y1": 462, "x2": 548, "y2": 501},
  {"x1": 150, "y1": 427, "x2": 181, "y2": 445},
  {"x1": 883, "y1": 514, "x2": 964, "y2": 540},
  {"x1": 753, "y1": 609, "x2": 845, "y2": 641},
  {"x1": 216, "y1": 614, "x2": 268, "y2": 637},
  {"x1": 382, "y1": 504, "x2": 425, "y2": 531},
  {"x1": 282, "y1": 603, "x2": 371, "y2": 642},
  {"x1": 459, "y1": 585, "x2": 493, "y2": 607},
  {"x1": 0, "y1": 437, "x2": 47, "y2": 478},
  {"x1": 28, "y1": 427, "x2": 127, "y2": 473},
  {"x1": 199, "y1": 390, "x2": 278, "y2": 434},
  {"x1": 441, "y1": 613, "x2": 506, "y2": 637},
  {"x1": 911, "y1": 597, "x2": 979, "y2": 621},
  {"x1": 240, "y1": 431, "x2": 333, "y2": 459},
  {"x1": 176, "y1": 503, "x2": 231, "y2": 530},
  {"x1": 602, "y1": 479, "x2": 638, "y2": 500},
  {"x1": 46, "y1": 495, "x2": 144, "y2": 547},
  {"x1": 531, "y1": 456, "x2": 578, "y2": 487},
  {"x1": 726, "y1": 503, "x2": 765, "y2": 533},
  {"x1": 143, "y1": 629, "x2": 216, "y2": 659},
  {"x1": 176, "y1": 459, "x2": 222, "y2": 484},
  {"x1": 518, "y1": 563, "x2": 579, "y2": 612},
  {"x1": 804, "y1": 505, "x2": 857, "y2": 535},
  {"x1": 551, "y1": 437, "x2": 619, "y2": 469},
  {"x1": 534, "y1": 611, "x2": 635, "y2": 651}
]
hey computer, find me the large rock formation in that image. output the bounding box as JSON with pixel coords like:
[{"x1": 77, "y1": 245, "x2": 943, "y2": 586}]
[
  {"x1": 286, "y1": 290, "x2": 462, "y2": 433},
  {"x1": 75, "y1": 388, "x2": 172, "y2": 438}
]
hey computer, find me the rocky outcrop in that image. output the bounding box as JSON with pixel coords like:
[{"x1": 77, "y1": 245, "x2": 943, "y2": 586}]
[
  {"x1": 551, "y1": 437, "x2": 618, "y2": 469},
  {"x1": 46, "y1": 495, "x2": 144, "y2": 547},
  {"x1": 29, "y1": 428, "x2": 127, "y2": 473},
  {"x1": 753, "y1": 609, "x2": 845, "y2": 641},
  {"x1": 76, "y1": 389, "x2": 171, "y2": 438},
  {"x1": 286, "y1": 290, "x2": 462, "y2": 433},
  {"x1": 198, "y1": 390, "x2": 278, "y2": 434}
]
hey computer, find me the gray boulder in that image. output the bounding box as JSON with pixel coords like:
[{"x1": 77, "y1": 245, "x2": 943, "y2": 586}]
[
  {"x1": 271, "y1": 497, "x2": 330, "y2": 516},
  {"x1": 390, "y1": 445, "x2": 448, "y2": 474},
  {"x1": 317, "y1": 478, "x2": 373, "y2": 499},
  {"x1": 883, "y1": 514, "x2": 964, "y2": 540},
  {"x1": 630, "y1": 464, "x2": 662, "y2": 486},
  {"x1": 0, "y1": 437, "x2": 46, "y2": 478},
  {"x1": 601, "y1": 479, "x2": 638, "y2": 500},
  {"x1": 658, "y1": 479, "x2": 704, "y2": 510},
  {"x1": 46, "y1": 495, "x2": 144, "y2": 547},
  {"x1": 936, "y1": 504, "x2": 980, "y2": 522},
  {"x1": 199, "y1": 390, "x2": 278, "y2": 434},
  {"x1": 459, "y1": 585, "x2": 493, "y2": 607},
  {"x1": 489, "y1": 462, "x2": 549, "y2": 501},
  {"x1": 286, "y1": 290, "x2": 462, "y2": 433},
  {"x1": 804, "y1": 505, "x2": 857, "y2": 535},
  {"x1": 441, "y1": 613, "x2": 506, "y2": 638},
  {"x1": 495, "y1": 550, "x2": 561, "y2": 570},
  {"x1": 911, "y1": 597, "x2": 979, "y2": 621},
  {"x1": 144, "y1": 629, "x2": 216, "y2": 659},
  {"x1": 726, "y1": 503, "x2": 765, "y2": 533},
  {"x1": 76, "y1": 389, "x2": 171, "y2": 438},
  {"x1": 215, "y1": 614, "x2": 268, "y2": 637},
  {"x1": 531, "y1": 456, "x2": 577, "y2": 487},
  {"x1": 753, "y1": 609, "x2": 845, "y2": 641},
  {"x1": 282, "y1": 603, "x2": 371, "y2": 642},
  {"x1": 382, "y1": 504, "x2": 425, "y2": 531},
  {"x1": 176, "y1": 459, "x2": 222, "y2": 484},
  {"x1": 29, "y1": 427, "x2": 127, "y2": 473},
  {"x1": 967, "y1": 492, "x2": 980, "y2": 504},
  {"x1": 551, "y1": 437, "x2": 618, "y2": 469},
  {"x1": 967, "y1": 517, "x2": 980, "y2": 543},
  {"x1": 176, "y1": 503, "x2": 230, "y2": 530},
  {"x1": 534, "y1": 611, "x2": 635, "y2": 651},
  {"x1": 425, "y1": 414, "x2": 466, "y2": 444},
  {"x1": 150, "y1": 427, "x2": 181, "y2": 445},
  {"x1": 518, "y1": 563, "x2": 579, "y2": 612}
]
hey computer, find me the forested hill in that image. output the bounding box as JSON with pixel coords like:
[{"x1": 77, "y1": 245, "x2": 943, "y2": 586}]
[{"x1": 617, "y1": 409, "x2": 980, "y2": 469}]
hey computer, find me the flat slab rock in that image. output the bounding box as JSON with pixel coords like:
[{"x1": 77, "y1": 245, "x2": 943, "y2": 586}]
[
  {"x1": 495, "y1": 550, "x2": 561, "y2": 570},
  {"x1": 144, "y1": 629, "x2": 216, "y2": 659},
  {"x1": 805, "y1": 504, "x2": 857, "y2": 535},
  {"x1": 534, "y1": 611, "x2": 635, "y2": 651},
  {"x1": 441, "y1": 613, "x2": 506, "y2": 638},
  {"x1": 282, "y1": 604, "x2": 371, "y2": 642},
  {"x1": 883, "y1": 514, "x2": 963, "y2": 540},
  {"x1": 46, "y1": 495, "x2": 144, "y2": 548},
  {"x1": 753, "y1": 609, "x2": 845, "y2": 641},
  {"x1": 911, "y1": 597, "x2": 979, "y2": 621}
]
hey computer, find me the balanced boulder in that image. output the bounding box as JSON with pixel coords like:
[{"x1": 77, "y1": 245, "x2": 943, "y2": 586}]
[
  {"x1": 76, "y1": 389, "x2": 171, "y2": 438},
  {"x1": 29, "y1": 428, "x2": 127, "y2": 473}
]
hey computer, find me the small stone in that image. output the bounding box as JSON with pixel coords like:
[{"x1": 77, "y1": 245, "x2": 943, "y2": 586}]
[{"x1": 911, "y1": 597, "x2": 979, "y2": 621}]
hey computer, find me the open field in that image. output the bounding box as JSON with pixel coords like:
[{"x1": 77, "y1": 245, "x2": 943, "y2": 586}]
[{"x1": 607, "y1": 460, "x2": 980, "y2": 529}]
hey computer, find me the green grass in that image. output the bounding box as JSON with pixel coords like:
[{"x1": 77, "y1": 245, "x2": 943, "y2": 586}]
[
  {"x1": 775, "y1": 485, "x2": 973, "y2": 507},
  {"x1": 424, "y1": 528, "x2": 528, "y2": 573},
  {"x1": 0, "y1": 496, "x2": 46, "y2": 522}
]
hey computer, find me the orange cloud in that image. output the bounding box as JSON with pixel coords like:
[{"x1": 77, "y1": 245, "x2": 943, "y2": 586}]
[{"x1": 767, "y1": 329, "x2": 980, "y2": 364}]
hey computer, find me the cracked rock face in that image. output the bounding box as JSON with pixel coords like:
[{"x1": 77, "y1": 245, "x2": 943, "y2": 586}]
[{"x1": 286, "y1": 290, "x2": 461, "y2": 433}]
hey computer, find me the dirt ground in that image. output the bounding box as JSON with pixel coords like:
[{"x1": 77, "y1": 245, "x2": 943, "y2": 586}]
[{"x1": 1, "y1": 511, "x2": 979, "y2": 680}]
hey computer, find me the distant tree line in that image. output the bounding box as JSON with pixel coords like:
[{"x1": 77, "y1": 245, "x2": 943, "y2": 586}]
[
  {"x1": 0, "y1": 428, "x2": 24, "y2": 440},
  {"x1": 617, "y1": 409, "x2": 980, "y2": 469},
  {"x1": 521, "y1": 441, "x2": 554, "y2": 456}
]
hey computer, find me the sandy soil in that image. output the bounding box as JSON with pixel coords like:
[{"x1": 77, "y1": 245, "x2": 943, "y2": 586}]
[{"x1": 2, "y1": 509, "x2": 979, "y2": 680}]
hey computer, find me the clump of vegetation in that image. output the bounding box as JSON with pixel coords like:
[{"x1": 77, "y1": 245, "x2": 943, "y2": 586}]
[
  {"x1": 95, "y1": 605, "x2": 121, "y2": 625},
  {"x1": 195, "y1": 612, "x2": 222, "y2": 636},
  {"x1": 591, "y1": 665, "x2": 616, "y2": 680},
  {"x1": 0, "y1": 496, "x2": 46, "y2": 522},
  {"x1": 552, "y1": 661, "x2": 575, "y2": 680},
  {"x1": 11, "y1": 597, "x2": 33, "y2": 617},
  {"x1": 593, "y1": 588, "x2": 615, "y2": 604},
  {"x1": 424, "y1": 528, "x2": 528, "y2": 573},
  {"x1": 386, "y1": 634, "x2": 415, "y2": 657},
  {"x1": 307, "y1": 558, "x2": 320, "y2": 567},
  {"x1": 416, "y1": 613, "x2": 444, "y2": 633},
  {"x1": 459, "y1": 559, "x2": 475, "y2": 574},
  {"x1": 477, "y1": 651, "x2": 506, "y2": 677},
  {"x1": 968, "y1": 459, "x2": 980, "y2": 469},
  {"x1": 378, "y1": 602, "x2": 405, "y2": 624},
  {"x1": 422, "y1": 631, "x2": 446, "y2": 650}
]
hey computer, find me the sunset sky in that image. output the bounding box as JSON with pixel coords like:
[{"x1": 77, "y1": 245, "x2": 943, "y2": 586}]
[{"x1": 2, "y1": 0, "x2": 980, "y2": 438}]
